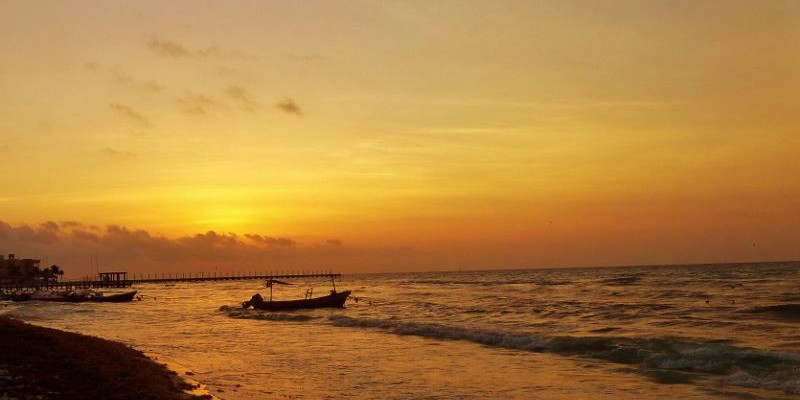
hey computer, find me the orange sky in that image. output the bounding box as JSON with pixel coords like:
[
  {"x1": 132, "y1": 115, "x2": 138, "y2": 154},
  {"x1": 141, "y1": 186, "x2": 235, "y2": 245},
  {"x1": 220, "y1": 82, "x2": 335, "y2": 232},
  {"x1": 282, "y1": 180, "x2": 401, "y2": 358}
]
[{"x1": 1, "y1": 1, "x2": 798, "y2": 276}]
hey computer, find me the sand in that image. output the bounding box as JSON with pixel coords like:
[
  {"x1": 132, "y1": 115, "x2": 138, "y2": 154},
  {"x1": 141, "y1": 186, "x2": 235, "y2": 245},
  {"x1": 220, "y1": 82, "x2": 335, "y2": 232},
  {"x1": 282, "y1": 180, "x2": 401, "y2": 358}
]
[{"x1": 0, "y1": 316, "x2": 212, "y2": 400}]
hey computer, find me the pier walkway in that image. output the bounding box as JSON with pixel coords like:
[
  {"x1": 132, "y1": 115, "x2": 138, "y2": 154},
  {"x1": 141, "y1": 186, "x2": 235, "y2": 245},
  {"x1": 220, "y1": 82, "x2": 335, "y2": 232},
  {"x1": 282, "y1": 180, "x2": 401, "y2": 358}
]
[{"x1": 0, "y1": 271, "x2": 341, "y2": 292}]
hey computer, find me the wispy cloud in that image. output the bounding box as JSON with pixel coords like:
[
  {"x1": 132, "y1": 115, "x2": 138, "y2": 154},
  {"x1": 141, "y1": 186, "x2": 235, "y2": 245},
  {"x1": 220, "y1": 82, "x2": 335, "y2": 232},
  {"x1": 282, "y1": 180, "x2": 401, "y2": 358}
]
[
  {"x1": 224, "y1": 85, "x2": 259, "y2": 110},
  {"x1": 110, "y1": 70, "x2": 134, "y2": 85},
  {"x1": 224, "y1": 85, "x2": 253, "y2": 103},
  {"x1": 148, "y1": 38, "x2": 257, "y2": 60},
  {"x1": 276, "y1": 98, "x2": 303, "y2": 116},
  {"x1": 148, "y1": 38, "x2": 193, "y2": 58},
  {"x1": 197, "y1": 47, "x2": 257, "y2": 60},
  {"x1": 177, "y1": 93, "x2": 221, "y2": 115},
  {"x1": 141, "y1": 79, "x2": 164, "y2": 93},
  {"x1": 85, "y1": 62, "x2": 164, "y2": 93},
  {"x1": 109, "y1": 103, "x2": 152, "y2": 127}
]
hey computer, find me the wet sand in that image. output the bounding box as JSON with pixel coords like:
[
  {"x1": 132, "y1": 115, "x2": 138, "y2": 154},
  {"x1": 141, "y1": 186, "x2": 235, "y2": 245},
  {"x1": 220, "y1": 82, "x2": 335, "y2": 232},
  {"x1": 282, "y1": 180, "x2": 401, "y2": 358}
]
[{"x1": 0, "y1": 316, "x2": 209, "y2": 400}]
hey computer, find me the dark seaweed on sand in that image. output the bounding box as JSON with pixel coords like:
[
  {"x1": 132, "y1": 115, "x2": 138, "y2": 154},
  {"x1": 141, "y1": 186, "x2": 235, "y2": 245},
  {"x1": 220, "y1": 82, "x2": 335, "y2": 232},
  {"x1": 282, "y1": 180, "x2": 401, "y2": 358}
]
[{"x1": 0, "y1": 316, "x2": 203, "y2": 400}]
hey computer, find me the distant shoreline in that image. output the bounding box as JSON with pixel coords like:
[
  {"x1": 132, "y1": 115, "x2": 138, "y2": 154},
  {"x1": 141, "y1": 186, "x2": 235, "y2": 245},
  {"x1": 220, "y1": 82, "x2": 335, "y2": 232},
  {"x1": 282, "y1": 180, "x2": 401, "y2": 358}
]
[{"x1": 0, "y1": 316, "x2": 211, "y2": 400}]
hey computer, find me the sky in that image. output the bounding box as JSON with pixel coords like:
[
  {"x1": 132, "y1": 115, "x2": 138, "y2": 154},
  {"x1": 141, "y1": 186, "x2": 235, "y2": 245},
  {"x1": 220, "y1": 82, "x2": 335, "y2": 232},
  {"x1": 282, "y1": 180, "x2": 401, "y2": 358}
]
[{"x1": 1, "y1": 1, "x2": 798, "y2": 277}]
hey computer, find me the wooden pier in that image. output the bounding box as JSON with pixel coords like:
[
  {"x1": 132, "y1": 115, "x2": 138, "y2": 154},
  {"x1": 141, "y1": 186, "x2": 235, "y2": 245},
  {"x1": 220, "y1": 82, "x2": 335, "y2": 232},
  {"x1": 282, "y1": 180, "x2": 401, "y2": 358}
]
[{"x1": 0, "y1": 271, "x2": 341, "y2": 292}]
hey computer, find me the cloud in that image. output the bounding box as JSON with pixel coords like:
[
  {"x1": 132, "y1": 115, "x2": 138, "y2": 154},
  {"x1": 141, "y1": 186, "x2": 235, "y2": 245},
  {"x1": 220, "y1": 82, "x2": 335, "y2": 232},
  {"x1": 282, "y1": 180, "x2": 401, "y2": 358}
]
[
  {"x1": 85, "y1": 62, "x2": 164, "y2": 93},
  {"x1": 107, "y1": 225, "x2": 134, "y2": 235},
  {"x1": 113, "y1": 70, "x2": 163, "y2": 93},
  {"x1": 268, "y1": 237, "x2": 294, "y2": 246},
  {"x1": 177, "y1": 93, "x2": 221, "y2": 115},
  {"x1": 0, "y1": 221, "x2": 58, "y2": 244},
  {"x1": 148, "y1": 38, "x2": 192, "y2": 58},
  {"x1": 0, "y1": 220, "x2": 421, "y2": 278},
  {"x1": 71, "y1": 230, "x2": 100, "y2": 242},
  {"x1": 110, "y1": 70, "x2": 134, "y2": 85},
  {"x1": 40, "y1": 221, "x2": 60, "y2": 232},
  {"x1": 245, "y1": 234, "x2": 295, "y2": 247},
  {"x1": 109, "y1": 103, "x2": 152, "y2": 127},
  {"x1": 196, "y1": 46, "x2": 257, "y2": 60},
  {"x1": 276, "y1": 98, "x2": 302, "y2": 116},
  {"x1": 181, "y1": 230, "x2": 240, "y2": 248},
  {"x1": 148, "y1": 38, "x2": 257, "y2": 60},
  {"x1": 177, "y1": 87, "x2": 263, "y2": 115},
  {"x1": 56, "y1": 221, "x2": 100, "y2": 232},
  {"x1": 224, "y1": 85, "x2": 257, "y2": 107},
  {"x1": 142, "y1": 80, "x2": 163, "y2": 93},
  {"x1": 326, "y1": 239, "x2": 343, "y2": 246}
]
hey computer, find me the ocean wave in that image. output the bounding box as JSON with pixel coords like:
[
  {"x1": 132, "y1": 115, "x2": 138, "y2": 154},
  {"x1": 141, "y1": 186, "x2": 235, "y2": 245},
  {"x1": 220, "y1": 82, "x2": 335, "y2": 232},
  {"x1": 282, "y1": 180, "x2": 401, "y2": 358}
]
[
  {"x1": 588, "y1": 327, "x2": 621, "y2": 333},
  {"x1": 649, "y1": 290, "x2": 709, "y2": 299},
  {"x1": 218, "y1": 305, "x2": 317, "y2": 322},
  {"x1": 726, "y1": 371, "x2": 800, "y2": 394},
  {"x1": 600, "y1": 276, "x2": 642, "y2": 286},
  {"x1": 399, "y1": 279, "x2": 571, "y2": 287},
  {"x1": 742, "y1": 304, "x2": 800, "y2": 321},
  {"x1": 328, "y1": 315, "x2": 800, "y2": 393}
]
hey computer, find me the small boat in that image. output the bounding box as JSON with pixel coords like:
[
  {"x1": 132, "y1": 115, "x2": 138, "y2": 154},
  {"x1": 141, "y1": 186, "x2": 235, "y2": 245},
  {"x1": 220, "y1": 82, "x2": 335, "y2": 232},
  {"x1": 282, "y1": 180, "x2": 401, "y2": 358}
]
[
  {"x1": 88, "y1": 290, "x2": 138, "y2": 303},
  {"x1": 9, "y1": 291, "x2": 76, "y2": 302},
  {"x1": 10, "y1": 290, "x2": 138, "y2": 303},
  {"x1": 242, "y1": 290, "x2": 351, "y2": 311},
  {"x1": 241, "y1": 276, "x2": 351, "y2": 311}
]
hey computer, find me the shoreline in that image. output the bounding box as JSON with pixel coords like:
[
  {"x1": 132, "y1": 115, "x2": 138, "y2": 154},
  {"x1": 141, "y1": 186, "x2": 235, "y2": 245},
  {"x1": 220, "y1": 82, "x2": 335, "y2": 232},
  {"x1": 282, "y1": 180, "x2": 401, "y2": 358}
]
[{"x1": 0, "y1": 316, "x2": 215, "y2": 400}]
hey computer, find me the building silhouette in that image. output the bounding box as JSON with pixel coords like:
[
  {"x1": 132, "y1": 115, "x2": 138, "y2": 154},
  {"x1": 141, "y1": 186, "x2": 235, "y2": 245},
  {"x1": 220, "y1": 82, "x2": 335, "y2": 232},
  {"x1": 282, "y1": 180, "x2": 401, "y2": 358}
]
[{"x1": 0, "y1": 253, "x2": 42, "y2": 283}]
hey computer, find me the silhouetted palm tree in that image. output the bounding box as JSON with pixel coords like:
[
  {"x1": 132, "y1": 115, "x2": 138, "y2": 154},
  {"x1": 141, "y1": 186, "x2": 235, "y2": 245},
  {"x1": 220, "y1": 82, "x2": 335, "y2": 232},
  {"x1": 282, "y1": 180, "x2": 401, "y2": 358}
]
[
  {"x1": 41, "y1": 265, "x2": 64, "y2": 282},
  {"x1": 49, "y1": 265, "x2": 64, "y2": 279}
]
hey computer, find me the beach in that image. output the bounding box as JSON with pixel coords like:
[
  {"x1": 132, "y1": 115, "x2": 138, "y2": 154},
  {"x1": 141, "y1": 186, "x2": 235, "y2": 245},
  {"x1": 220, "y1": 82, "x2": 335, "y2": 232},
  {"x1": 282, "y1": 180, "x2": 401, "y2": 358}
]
[
  {"x1": 3, "y1": 263, "x2": 799, "y2": 399},
  {"x1": 0, "y1": 316, "x2": 209, "y2": 400}
]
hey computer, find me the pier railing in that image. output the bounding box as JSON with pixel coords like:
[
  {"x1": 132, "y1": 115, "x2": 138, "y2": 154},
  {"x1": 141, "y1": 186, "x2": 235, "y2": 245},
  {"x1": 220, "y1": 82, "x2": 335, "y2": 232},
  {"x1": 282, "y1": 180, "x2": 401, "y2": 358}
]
[{"x1": 0, "y1": 271, "x2": 341, "y2": 292}]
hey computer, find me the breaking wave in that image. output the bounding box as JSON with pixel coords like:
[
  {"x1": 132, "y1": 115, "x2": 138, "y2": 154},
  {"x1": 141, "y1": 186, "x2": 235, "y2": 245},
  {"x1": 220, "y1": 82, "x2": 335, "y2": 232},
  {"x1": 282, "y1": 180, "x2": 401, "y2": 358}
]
[
  {"x1": 399, "y1": 279, "x2": 570, "y2": 287},
  {"x1": 219, "y1": 305, "x2": 317, "y2": 322},
  {"x1": 328, "y1": 315, "x2": 800, "y2": 393},
  {"x1": 741, "y1": 304, "x2": 800, "y2": 321},
  {"x1": 600, "y1": 276, "x2": 642, "y2": 286}
]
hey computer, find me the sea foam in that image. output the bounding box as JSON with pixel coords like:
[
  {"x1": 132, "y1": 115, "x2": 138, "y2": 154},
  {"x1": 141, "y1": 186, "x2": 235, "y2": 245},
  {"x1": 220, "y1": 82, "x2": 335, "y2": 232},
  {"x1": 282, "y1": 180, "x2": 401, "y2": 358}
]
[{"x1": 327, "y1": 315, "x2": 800, "y2": 393}]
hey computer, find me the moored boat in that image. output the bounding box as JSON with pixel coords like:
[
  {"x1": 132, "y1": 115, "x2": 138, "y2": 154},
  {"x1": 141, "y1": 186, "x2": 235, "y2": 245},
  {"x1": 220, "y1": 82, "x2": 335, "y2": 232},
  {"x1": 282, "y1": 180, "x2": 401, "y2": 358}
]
[
  {"x1": 241, "y1": 275, "x2": 351, "y2": 311},
  {"x1": 242, "y1": 290, "x2": 351, "y2": 311},
  {"x1": 89, "y1": 290, "x2": 138, "y2": 303},
  {"x1": 9, "y1": 290, "x2": 138, "y2": 303}
]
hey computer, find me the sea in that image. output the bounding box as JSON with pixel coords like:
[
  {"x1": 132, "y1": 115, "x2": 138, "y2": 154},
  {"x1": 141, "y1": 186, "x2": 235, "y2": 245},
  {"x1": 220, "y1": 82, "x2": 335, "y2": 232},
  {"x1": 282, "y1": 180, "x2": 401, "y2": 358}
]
[{"x1": 2, "y1": 262, "x2": 800, "y2": 399}]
